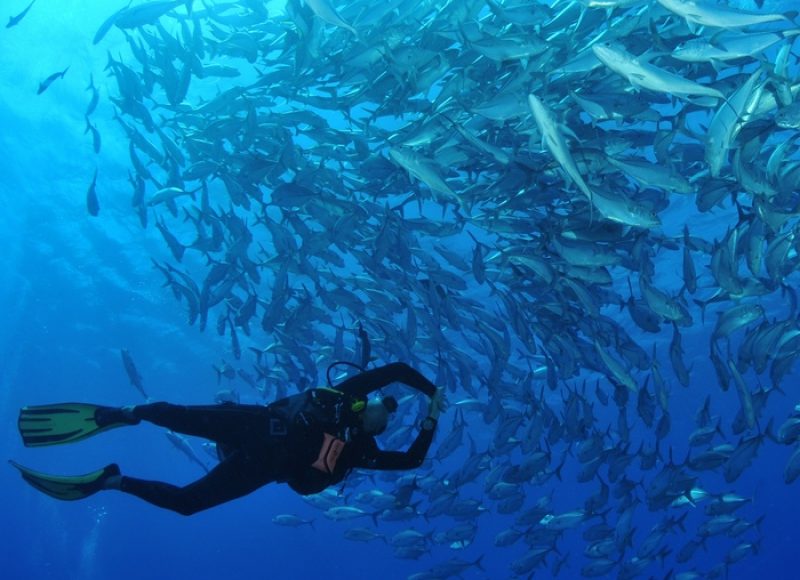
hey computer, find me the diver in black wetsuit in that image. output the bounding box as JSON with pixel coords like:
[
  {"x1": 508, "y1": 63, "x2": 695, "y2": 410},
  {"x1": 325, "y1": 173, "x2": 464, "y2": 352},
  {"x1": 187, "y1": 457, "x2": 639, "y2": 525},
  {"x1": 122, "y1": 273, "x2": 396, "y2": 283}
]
[{"x1": 12, "y1": 362, "x2": 444, "y2": 516}]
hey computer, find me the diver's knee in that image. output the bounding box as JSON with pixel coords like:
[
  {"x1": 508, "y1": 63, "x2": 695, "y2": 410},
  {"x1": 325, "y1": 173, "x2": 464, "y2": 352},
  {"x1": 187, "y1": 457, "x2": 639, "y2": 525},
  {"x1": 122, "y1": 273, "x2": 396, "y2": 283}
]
[{"x1": 174, "y1": 499, "x2": 205, "y2": 516}]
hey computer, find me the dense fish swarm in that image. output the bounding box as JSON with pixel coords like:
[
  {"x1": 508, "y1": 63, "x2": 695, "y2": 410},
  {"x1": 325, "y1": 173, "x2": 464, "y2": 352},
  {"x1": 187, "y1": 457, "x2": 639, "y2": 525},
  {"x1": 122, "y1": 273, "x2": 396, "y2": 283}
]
[{"x1": 64, "y1": 0, "x2": 800, "y2": 577}]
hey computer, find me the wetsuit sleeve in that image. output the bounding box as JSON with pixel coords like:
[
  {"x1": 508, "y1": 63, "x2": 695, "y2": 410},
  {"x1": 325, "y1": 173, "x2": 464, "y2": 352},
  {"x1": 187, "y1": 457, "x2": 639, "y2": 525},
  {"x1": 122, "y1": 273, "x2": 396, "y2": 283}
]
[
  {"x1": 353, "y1": 421, "x2": 437, "y2": 470},
  {"x1": 336, "y1": 362, "x2": 437, "y2": 399}
]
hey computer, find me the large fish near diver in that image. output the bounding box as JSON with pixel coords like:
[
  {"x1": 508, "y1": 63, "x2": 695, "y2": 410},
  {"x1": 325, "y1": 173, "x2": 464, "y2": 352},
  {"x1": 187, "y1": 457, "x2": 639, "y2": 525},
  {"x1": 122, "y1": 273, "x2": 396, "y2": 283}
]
[{"x1": 592, "y1": 43, "x2": 725, "y2": 103}]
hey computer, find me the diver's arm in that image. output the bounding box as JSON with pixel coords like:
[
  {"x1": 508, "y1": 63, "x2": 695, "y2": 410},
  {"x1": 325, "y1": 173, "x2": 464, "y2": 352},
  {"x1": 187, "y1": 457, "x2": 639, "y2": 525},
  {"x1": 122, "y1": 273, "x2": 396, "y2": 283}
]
[
  {"x1": 355, "y1": 419, "x2": 437, "y2": 470},
  {"x1": 337, "y1": 362, "x2": 437, "y2": 399}
]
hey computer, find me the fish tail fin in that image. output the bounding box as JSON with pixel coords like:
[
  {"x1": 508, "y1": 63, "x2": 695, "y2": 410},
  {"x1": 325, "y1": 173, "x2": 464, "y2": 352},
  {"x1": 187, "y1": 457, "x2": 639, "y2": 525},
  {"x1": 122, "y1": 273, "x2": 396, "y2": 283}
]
[
  {"x1": 763, "y1": 417, "x2": 777, "y2": 443},
  {"x1": 212, "y1": 365, "x2": 222, "y2": 385},
  {"x1": 693, "y1": 298, "x2": 708, "y2": 324}
]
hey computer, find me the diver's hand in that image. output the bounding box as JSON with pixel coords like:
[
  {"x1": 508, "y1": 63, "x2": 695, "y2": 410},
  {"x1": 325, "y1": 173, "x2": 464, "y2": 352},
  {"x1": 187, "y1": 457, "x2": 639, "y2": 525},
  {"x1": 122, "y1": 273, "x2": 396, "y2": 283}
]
[{"x1": 428, "y1": 387, "x2": 447, "y2": 420}]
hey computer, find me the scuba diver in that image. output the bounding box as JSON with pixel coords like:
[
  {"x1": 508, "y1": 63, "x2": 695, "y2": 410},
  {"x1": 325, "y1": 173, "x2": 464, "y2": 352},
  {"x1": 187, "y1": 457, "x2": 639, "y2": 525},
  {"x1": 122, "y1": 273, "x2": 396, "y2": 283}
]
[{"x1": 11, "y1": 362, "x2": 445, "y2": 515}]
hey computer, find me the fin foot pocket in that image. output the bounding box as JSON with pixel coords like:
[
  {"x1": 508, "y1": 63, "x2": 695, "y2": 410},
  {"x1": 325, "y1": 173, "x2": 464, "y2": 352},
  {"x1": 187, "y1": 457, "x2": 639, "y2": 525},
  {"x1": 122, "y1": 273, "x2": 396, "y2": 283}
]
[
  {"x1": 18, "y1": 403, "x2": 135, "y2": 447},
  {"x1": 9, "y1": 461, "x2": 120, "y2": 501}
]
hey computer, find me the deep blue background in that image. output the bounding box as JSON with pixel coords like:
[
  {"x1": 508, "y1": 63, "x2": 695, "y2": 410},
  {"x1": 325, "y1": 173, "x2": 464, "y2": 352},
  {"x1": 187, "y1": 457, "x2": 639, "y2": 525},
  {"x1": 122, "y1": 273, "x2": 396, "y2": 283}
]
[{"x1": 1, "y1": 1, "x2": 798, "y2": 579}]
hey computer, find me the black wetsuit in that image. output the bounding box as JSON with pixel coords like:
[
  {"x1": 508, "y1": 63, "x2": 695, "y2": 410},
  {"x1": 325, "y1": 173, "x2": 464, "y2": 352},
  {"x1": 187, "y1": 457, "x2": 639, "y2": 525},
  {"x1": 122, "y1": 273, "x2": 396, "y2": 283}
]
[{"x1": 118, "y1": 362, "x2": 438, "y2": 515}]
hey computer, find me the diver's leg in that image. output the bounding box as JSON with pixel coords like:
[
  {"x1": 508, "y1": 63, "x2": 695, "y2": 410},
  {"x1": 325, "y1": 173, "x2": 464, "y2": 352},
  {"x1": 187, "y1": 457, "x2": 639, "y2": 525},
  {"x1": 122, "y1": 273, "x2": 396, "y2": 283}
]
[
  {"x1": 130, "y1": 402, "x2": 270, "y2": 444},
  {"x1": 114, "y1": 451, "x2": 273, "y2": 516}
]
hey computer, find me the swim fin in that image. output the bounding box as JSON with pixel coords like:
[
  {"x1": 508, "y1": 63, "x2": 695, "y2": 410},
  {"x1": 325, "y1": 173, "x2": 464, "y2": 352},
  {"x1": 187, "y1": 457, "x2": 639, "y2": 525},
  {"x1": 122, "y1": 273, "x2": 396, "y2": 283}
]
[
  {"x1": 9, "y1": 460, "x2": 120, "y2": 501},
  {"x1": 18, "y1": 403, "x2": 135, "y2": 447}
]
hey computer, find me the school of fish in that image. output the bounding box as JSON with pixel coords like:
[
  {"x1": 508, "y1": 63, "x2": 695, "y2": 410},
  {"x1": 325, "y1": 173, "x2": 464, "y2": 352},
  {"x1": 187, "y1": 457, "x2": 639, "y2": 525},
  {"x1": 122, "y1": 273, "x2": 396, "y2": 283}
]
[{"x1": 21, "y1": 0, "x2": 800, "y2": 577}]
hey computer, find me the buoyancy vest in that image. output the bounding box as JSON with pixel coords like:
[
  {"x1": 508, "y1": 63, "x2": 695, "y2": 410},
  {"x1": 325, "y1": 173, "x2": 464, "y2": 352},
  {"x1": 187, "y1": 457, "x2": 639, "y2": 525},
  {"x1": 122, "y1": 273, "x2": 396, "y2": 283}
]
[{"x1": 266, "y1": 387, "x2": 367, "y2": 481}]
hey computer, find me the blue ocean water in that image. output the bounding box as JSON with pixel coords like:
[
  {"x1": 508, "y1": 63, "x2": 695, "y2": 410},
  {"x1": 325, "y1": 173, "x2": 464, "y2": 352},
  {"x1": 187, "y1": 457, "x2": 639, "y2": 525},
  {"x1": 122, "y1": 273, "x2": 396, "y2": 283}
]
[{"x1": 1, "y1": 1, "x2": 799, "y2": 579}]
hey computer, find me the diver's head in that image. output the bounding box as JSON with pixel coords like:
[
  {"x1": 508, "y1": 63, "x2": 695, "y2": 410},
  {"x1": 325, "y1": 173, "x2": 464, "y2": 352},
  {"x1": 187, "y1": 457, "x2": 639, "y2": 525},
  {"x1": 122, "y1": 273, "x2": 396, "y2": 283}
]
[{"x1": 361, "y1": 396, "x2": 398, "y2": 435}]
